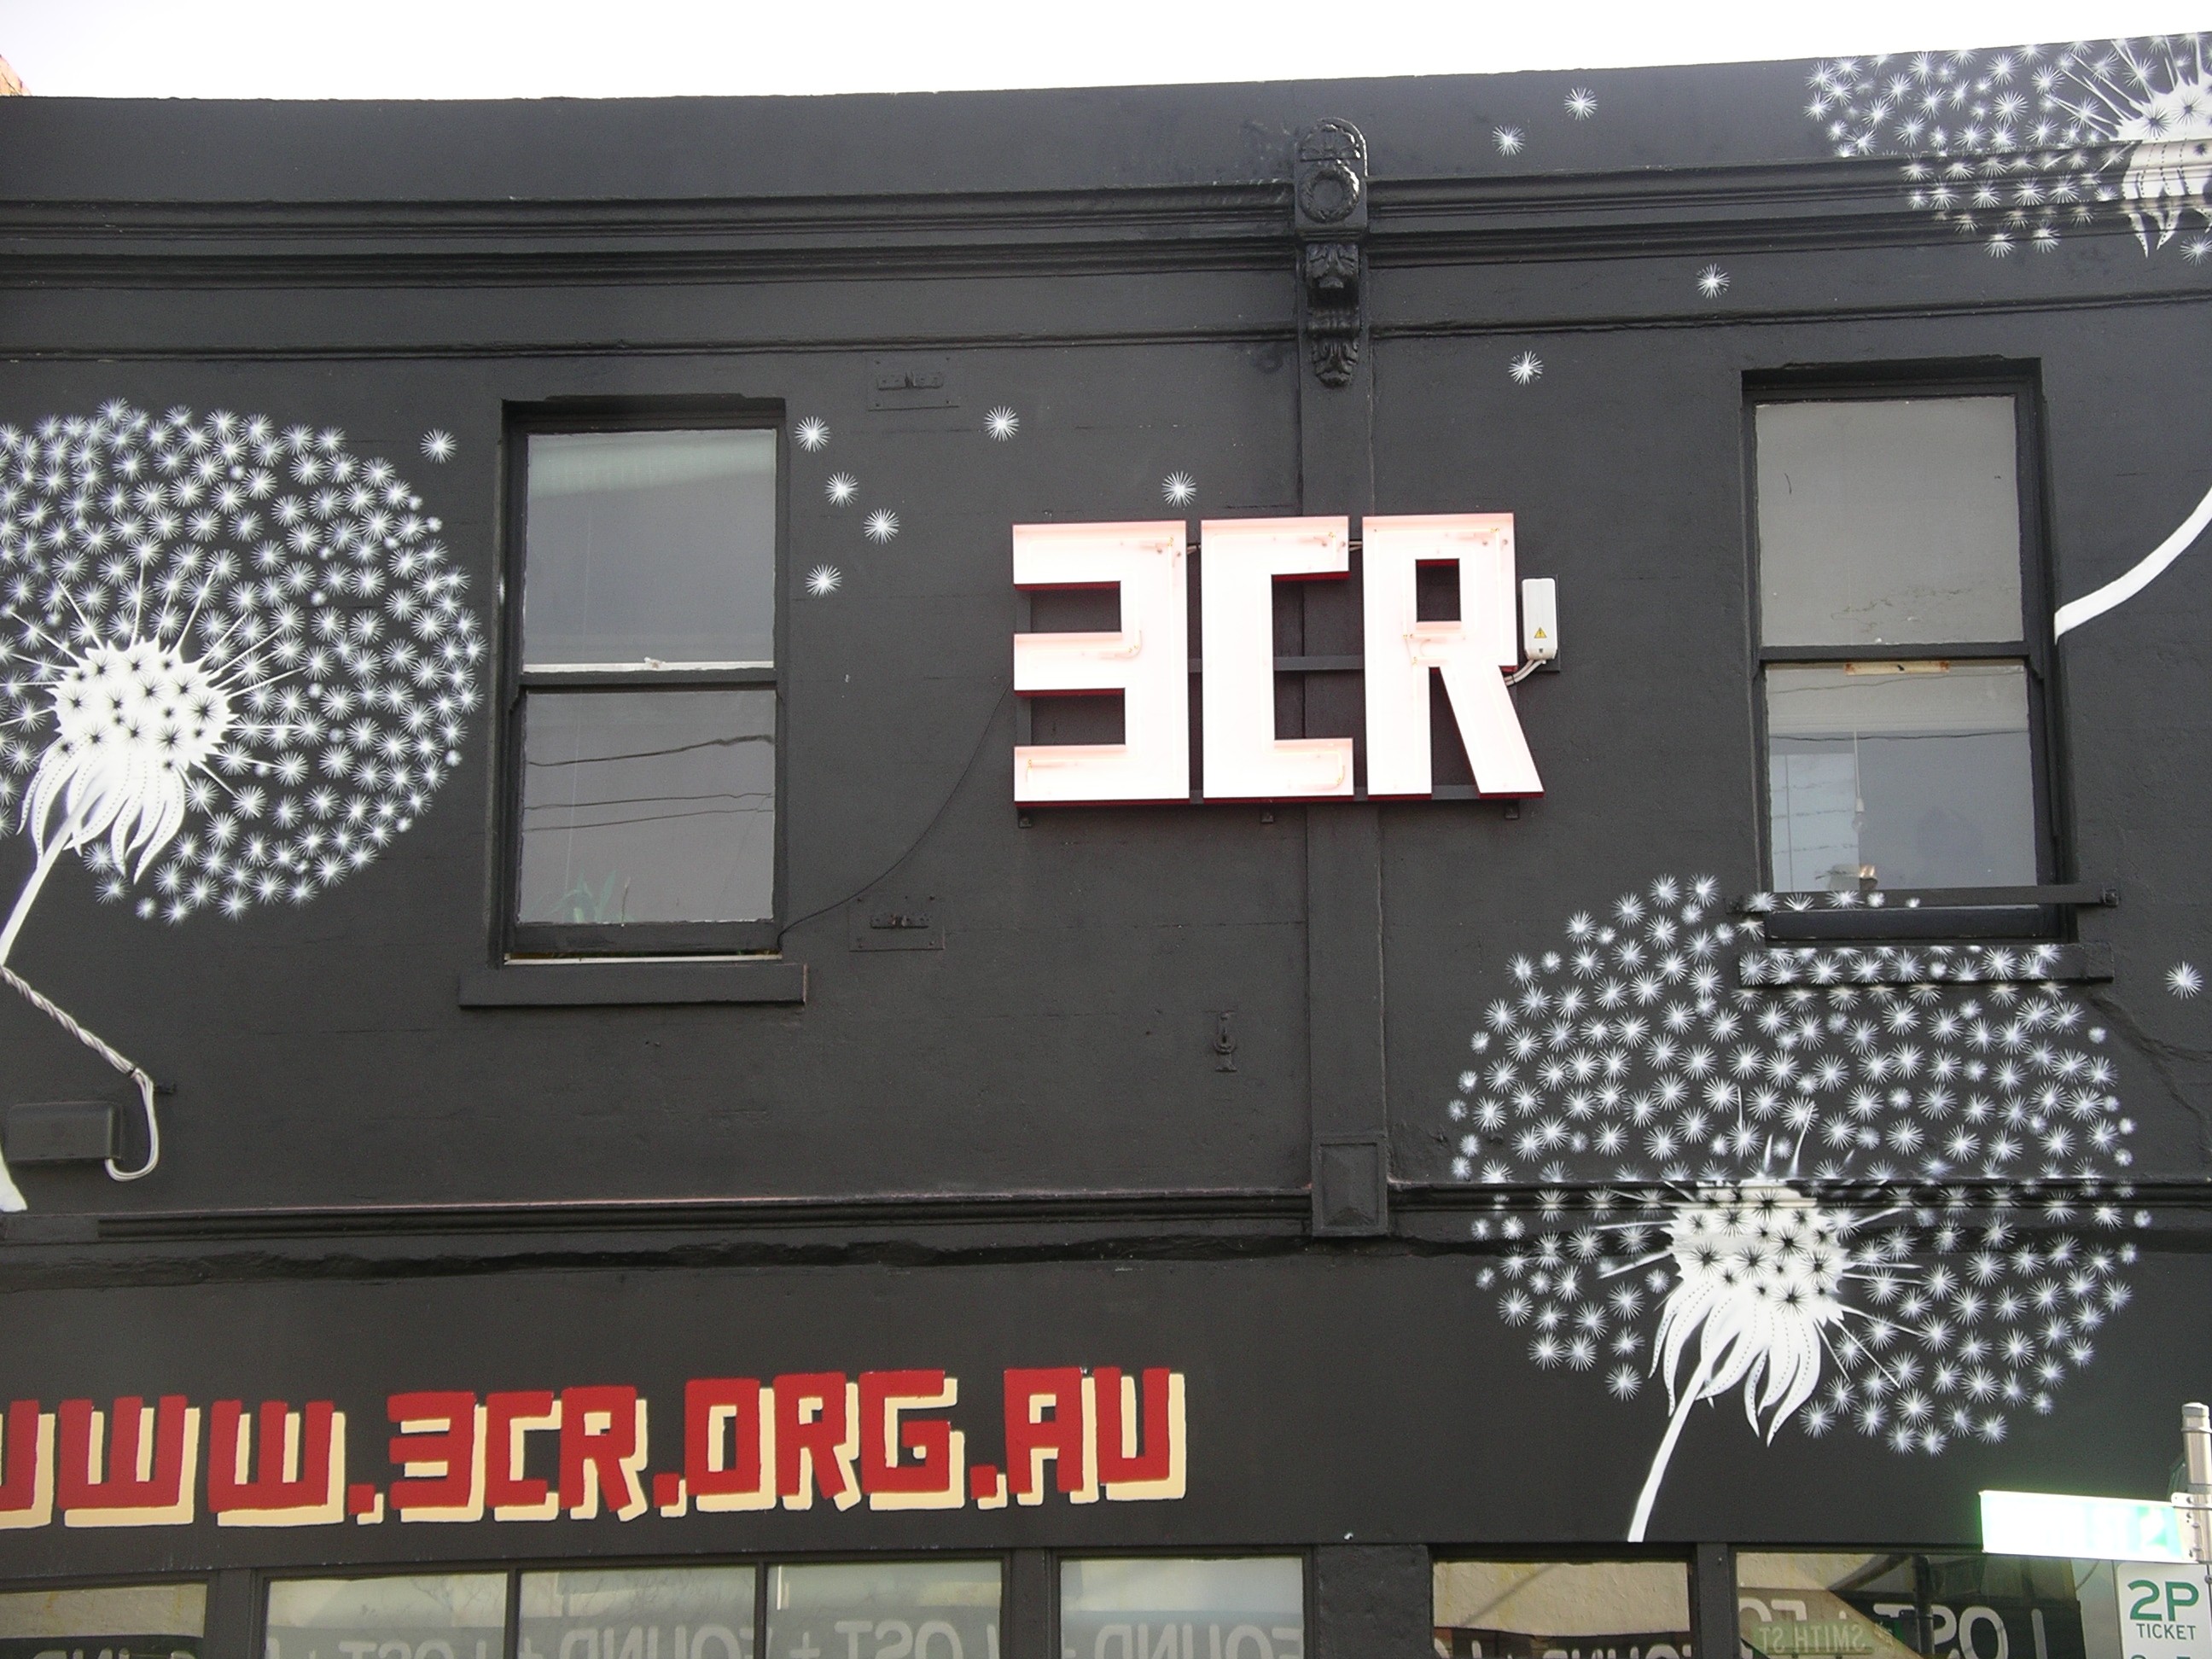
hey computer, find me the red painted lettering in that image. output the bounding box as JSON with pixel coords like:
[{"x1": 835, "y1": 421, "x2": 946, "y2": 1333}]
[
  {"x1": 0, "y1": 1400, "x2": 53, "y2": 1529},
  {"x1": 56, "y1": 1395, "x2": 200, "y2": 1527},
  {"x1": 557, "y1": 1385, "x2": 646, "y2": 1521},
  {"x1": 1003, "y1": 1367, "x2": 1094, "y2": 1505},
  {"x1": 686, "y1": 1377, "x2": 771, "y2": 1512},
  {"x1": 387, "y1": 1390, "x2": 482, "y2": 1522},
  {"x1": 859, "y1": 1369, "x2": 962, "y2": 1511},
  {"x1": 207, "y1": 1400, "x2": 344, "y2": 1526},
  {"x1": 774, "y1": 1372, "x2": 858, "y2": 1511},
  {"x1": 485, "y1": 1389, "x2": 560, "y2": 1521},
  {"x1": 1094, "y1": 1368, "x2": 1186, "y2": 1500}
]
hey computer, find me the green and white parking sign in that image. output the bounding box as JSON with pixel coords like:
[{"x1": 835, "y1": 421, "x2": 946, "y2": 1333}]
[{"x1": 2116, "y1": 1563, "x2": 2212, "y2": 1659}]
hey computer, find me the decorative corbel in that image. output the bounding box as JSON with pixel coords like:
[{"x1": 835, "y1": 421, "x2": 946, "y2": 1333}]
[{"x1": 1294, "y1": 119, "x2": 1369, "y2": 388}]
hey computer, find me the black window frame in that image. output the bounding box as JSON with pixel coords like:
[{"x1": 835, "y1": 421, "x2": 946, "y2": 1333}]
[
  {"x1": 1743, "y1": 366, "x2": 2064, "y2": 900},
  {"x1": 498, "y1": 400, "x2": 789, "y2": 960}
]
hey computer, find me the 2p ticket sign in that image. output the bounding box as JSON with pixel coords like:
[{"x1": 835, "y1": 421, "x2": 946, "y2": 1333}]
[{"x1": 2116, "y1": 1564, "x2": 2212, "y2": 1659}]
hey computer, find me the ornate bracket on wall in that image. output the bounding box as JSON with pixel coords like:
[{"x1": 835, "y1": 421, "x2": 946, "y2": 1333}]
[{"x1": 1294, "y1": 120, "x2": 1369, "y2": 388}]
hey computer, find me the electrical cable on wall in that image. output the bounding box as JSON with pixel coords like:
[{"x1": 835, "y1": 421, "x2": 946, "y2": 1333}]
[{"x1": 778, "y1": 682, "x2": 1012, "y2": 940}]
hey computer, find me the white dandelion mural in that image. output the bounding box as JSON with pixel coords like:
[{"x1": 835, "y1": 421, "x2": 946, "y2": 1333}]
[
  {"x1": 1440, "y1": 876, "x2": 2141, "y2": 1541},
  {"x1": 0, "y1": 403, "x2": 485, "y2": 1210},
  {"x1": 1806, "y1": 37, "x2": 2212, "y2": 253}
]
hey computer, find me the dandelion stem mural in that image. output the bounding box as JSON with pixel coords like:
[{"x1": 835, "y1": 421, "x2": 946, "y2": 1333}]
[
  {"x1": 1441, "y1": 877, "x2": 2142, "y2": 1540},
  {"x1": 0, "y1": 404, "x2": 483, "y2": 1211}
]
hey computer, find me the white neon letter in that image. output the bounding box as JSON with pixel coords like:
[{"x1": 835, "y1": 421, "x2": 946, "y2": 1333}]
[
  {"x1": 1013, "y1": 521, "x2": 1190, "y2": 804},
  {"x1": 1360, "y1": 513, "x2": 1540, "y2": 798},
  {"x1": 1200, "y1": 516, "x2": 1353, "y2": 800}
]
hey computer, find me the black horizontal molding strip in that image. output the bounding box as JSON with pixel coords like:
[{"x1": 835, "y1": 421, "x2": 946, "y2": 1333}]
[{"x1": 459, "y1": 956, "x2": 804, "y2": 1006}]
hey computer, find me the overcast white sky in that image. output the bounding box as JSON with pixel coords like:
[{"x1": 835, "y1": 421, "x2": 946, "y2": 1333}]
[{"x1": 0, "y1": 0, "x2": 2203, "y2": 99}]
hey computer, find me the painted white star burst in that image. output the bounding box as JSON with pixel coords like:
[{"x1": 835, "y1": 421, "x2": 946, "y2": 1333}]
[
  {"x1": 1493, "y1": 126, "x2": 1525, "y2": 155},
  {"x1": 825, "y1": 474, "x2": 858, "y2": 506},
  {"x1": 1805, "y1": 37, "x2": 2212, "y2": 254},
  {"x1": 419, "y1": 429, "x2": 455, "y2": 463},
  {"x1": 1565, "y1": 87, "x2": 1598, "y2": 119},
  {"x1": 1440, "y1": 874, "x2": 2142, "y2": 1540},
  {"x1": 2185, "y1": 236, "x2": 2212, "y2": 262},
  {"x1": 1697, "y1": 265, "x2": 1731, "y2": 298},
  {"x1": 1509, "y1": 352, "x2": 1544, "y2": 386},
  {"x1": 2168, "y1": 961, "x2": 2202, "y2": 998},
  {"x1": 864, "y1": 509, "x2": 899, "y2": 544},
  {"x1": 805, "y1": 565, "x2": 842, "y2": 597},
  {"x1": 985, "y1": 408, "x2": 1020, "y2": 441},
  {"x1": 1162, "y1": 473, "x2": 1196, "y2": 507},
  {"x1": 795, "y1": 417, "x2": 830, "y2": 452}
]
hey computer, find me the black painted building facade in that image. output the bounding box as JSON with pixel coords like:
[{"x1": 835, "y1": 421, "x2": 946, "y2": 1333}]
[{"x1": 3, "y1": 40, "x2": 2210, "y2": 1659}]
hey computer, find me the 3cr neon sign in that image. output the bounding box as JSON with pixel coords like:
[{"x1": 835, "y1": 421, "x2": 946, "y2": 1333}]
[{"x1": 1012, "y1": 514, "x2": 1543, "y2": 805}]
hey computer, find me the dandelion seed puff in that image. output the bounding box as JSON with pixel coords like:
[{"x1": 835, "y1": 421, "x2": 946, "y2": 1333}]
[
  {"x1": 1441, "y1": 872, "x2": 2138, "y2": 1541},
  {"x1": 3, "y1": 403, "x2": 480, "y2": 924}
]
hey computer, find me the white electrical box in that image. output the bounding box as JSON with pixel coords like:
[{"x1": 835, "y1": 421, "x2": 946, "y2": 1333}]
[{"x1": 1521, "y1": 577, "x2": 1558, "y2": 663}]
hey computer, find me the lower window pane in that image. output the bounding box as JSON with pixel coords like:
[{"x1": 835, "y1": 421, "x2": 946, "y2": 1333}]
[
  {"x1": 519, "y1": 689, "x2": 776, "y2": 927},
  {"x1": 0, "y1": 1583, "x2": 205, "y2": 1658},
  {"x1": 1060, "y1": 1558, "x2": 1304, "y2": 1659},
  {"x1": 265, "y1": 1575, "x2": 508, "y2": 1659},
  {"x1": 1738, "y1": 1552, "x2": 2106, "y2": 1659},
  {"x1": 521, "y1": 1567, "x2": 756, "y2": 1659},
  {"x1": 765, "y1": 1563, "x2": 999, "y2": 1659},
  {"x1": 1766, "y1": 662, "x2": 2036, "y2": 892},
  {"x1": 1432, "y1": 1562, "x2": 1690, "y2": 1659}
]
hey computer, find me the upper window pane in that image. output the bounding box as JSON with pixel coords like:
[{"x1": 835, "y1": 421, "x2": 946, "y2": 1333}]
[
  {"x1": 265, "y1": 1575, "x2": 506, "y2": 1659},
  {"x1": 766, "y1": 1563, "x2": 999, "y2": 1659},
  {"x1": 1756, "y1": 398, "x2": 2022, "y2": 648},
  {"x1": 1433, "y1": 1562, "x2": 1690, "y2": 1659},
  {"x1": 0, "y1": 1584, "x2": 205, "y2": 1656},
  {"x1": 521, "y1": 1568, "x2": 756, "y2": 1659},
  {"x1": 523, "y1": 428, "x2": 777, "y2": 667},
  {"x1": 1062, "y1": 1558, "x2": 1304, "y2": 1659},
  {"x1": 1766, "y1": 661, "x2": 2036, "y2": 891}
]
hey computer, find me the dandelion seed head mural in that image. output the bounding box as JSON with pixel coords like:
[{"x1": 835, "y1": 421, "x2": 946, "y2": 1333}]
[
  {"x1": 1807, "y1": 37, "x2": 2212, "y2": 253},
  {"x1": 1439, "y1": 876, "x2": 2142, "y2": 1539},
  {"x1": 0, "y1": 401, "x2": 486, "y2": 1209},
  {"x1": 0, "y1": 403, "x2": 483, "y2": 923}
]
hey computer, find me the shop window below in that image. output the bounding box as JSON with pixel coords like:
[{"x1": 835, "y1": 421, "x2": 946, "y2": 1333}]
[
  {"x1": 0, "y1": 1582, "x2": 205, "y2": 1659},
  {"x1": 1736, "y1": 1551, "x2": 2130, "y2": 1659},
  {"x1": 521, "y1": 1567, "x2": 756, "y2": 1659},
  {"x1": 767, "y1": 1562, "x2": 999, "y2": 1659},
  {"x1": 265, "y1": 1574, "x2": 506, "y2": 1659},
  {"x1": 1432, "y1": 1561, "x2": 1690, "y2": 1659},
  {"x1": 1061, "y1": 1558, "x2": 1304, "y2": 1659}
]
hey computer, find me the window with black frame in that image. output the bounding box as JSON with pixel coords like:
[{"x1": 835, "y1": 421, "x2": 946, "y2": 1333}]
[
  {"x1": 1753, "y1": 390, "x2": 2046, "y2": 894},
  {"x1": 506, "y1": 421, "x2": 781, "y2": 956}
]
